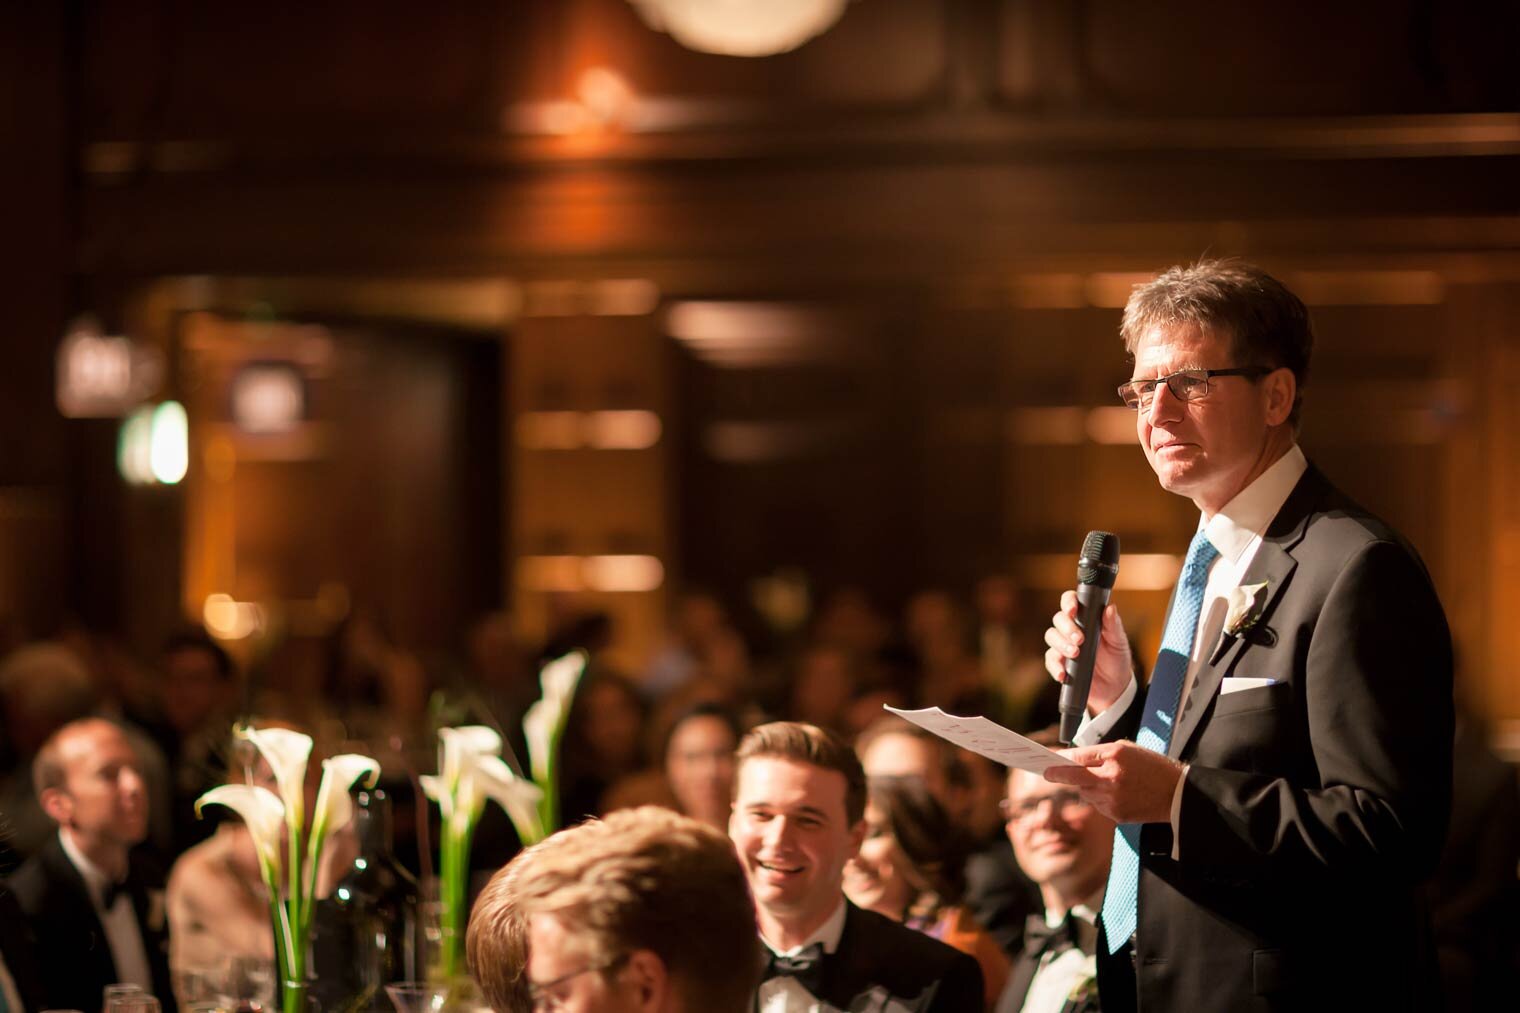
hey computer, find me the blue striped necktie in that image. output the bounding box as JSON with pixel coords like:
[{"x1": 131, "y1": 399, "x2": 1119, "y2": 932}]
[{"x1": 1100, "y1": 528, "x2": 1219, "y2": 953}]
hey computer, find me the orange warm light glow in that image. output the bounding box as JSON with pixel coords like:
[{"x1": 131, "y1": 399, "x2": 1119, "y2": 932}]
[
  {"x1": 202, "y1": 593, "x2": 266, "y2": 640},
  {"x1": 516, "y1": 555, "x2": 665, "y2": 593},
  {"x1": 515, "y1": 410, "x2": 662, "y2": 450}
]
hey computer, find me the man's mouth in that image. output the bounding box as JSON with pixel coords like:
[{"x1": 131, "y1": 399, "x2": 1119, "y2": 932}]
[{"x1": 758, "y1": 859, "x2": 804, "y2": 876}]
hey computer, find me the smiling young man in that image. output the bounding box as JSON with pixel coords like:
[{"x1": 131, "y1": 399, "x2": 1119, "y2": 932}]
[
  {"x1": 730, "y1": 721, "x2": 983, "y2": 1013},
  {"x1": 1040, "y1": 260, "x2": 1453, "y2": 1011}
]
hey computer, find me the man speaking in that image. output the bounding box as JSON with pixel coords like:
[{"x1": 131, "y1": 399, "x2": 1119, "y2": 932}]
[{"x1": 1041, "y1": 260, "x2": 1452, "y2": 1011}]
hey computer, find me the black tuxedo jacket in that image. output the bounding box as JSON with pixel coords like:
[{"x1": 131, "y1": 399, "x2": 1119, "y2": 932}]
[
  {"x1": 8, "y1": 836, "x2": 176, "y2": 1013},
  {"x1": 760, "y1": 901, "x2": 984, "y2": 1012},
  {"x1": 0, "y1": 884, "x2": 46, "y2": 1013},
  {"x1": 1100, "y1": 465, "x2": 1453, "y2": 1011}
]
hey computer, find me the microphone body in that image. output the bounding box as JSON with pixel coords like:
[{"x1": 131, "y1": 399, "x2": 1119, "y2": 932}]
[{"x1": 1058, "y1": 531, "x2": 1120, "y2": 744}]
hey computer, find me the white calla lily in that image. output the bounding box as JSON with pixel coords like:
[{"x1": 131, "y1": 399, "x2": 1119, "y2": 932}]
[
  {"x1": 523, "y1": 698, "x2": 557, "y2": 787},
  {"x1": 473, "y1": 753, "x2": 545, "y2": 845},
  {"x1": 311, "y1": 753, "x2": 381, "y2": 839},
  {"x1": 239, "y1": 726, "x2": 313, "y2": 827},
  {"x1": 197, "y1": 783, "x2": 286, "y2": 874},
  {"x1": 540, "y1": 651, "x2": 585, "y2": 708},
  {"x1": 439, "y1": 725, "x2": 502, "y2": 789},
  {"x1": 419, "y1": 773, "x2": 453, "y2": 821}
]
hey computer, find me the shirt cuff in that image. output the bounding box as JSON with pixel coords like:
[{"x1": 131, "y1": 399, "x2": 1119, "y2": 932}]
[
  {"x1": 1169, "y1": 764, "x2": 1190, "y2": 860},
  {"x1": 1072, "y1": 675, "x2": 1138, "y2": 747}
]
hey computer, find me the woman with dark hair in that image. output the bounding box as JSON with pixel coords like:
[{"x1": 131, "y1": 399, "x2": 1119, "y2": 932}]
[
  {"x1": 557, "y1": 671, "x2": 649, "y2": 825},
  {"x1": 603, "y1": 701, "x2": 743, "y2": 830},
  {"x1": 844, "y1": 776, "x2": 1010, "y2": 1010}
]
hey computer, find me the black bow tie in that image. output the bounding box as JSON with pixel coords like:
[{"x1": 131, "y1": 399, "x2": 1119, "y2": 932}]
[
  {"x1": 99, "y1": 879, "x2": 128, "y2": 909},
  {"x1": 1024, "y1": 913, "x2": 1082, "y2": 958},
  {"x1": 764, "y1": 942, "x2": 825, "y2": 994}
]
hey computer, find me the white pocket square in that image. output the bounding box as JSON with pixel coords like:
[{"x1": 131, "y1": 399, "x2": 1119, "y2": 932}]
[{"x1": 1219, "y1": 677, "x2": 1278, "y2": 696}]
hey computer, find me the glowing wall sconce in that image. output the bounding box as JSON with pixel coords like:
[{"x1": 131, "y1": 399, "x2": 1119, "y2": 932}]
[
  {"x1": 56, "y1": 315, "x2": 162, "y2": 418},
  {"x1": 118, "y1": 400, "x2": 189, "y2": 486}
]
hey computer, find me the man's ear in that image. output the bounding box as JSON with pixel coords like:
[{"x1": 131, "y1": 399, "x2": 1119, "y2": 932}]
[
  {"x1": 39, "y1": 786, "x2": 72, "y2": 826},
  {"x1": 847, "y1": 818, "x2": 867, "y2": 859},
  {"x1": 622, "y1": 949, "x2": 668, "y2": 1011},
  {"x1": 1262, "y1": 367, "x2": 1296, "y2": 427}
]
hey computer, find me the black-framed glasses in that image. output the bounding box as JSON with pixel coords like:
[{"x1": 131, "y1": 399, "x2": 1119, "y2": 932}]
[
  {"x1": 999, "y1": 789, "x2": 1090, "y2": 825},
  {"x1": 528, "y1": 954, "x2": 629, "y2": 1011},
  {"x1": 1117, "y1": 367, "x2": 1272, "y2": 411}
]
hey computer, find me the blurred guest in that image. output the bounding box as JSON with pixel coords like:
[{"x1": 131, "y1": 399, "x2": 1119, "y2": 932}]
[
  {"x1": 476, "y1": 806, "x2": 759, "y2": 1013},
  {"x1": 322, "y1": 606, "x2": 428, "y2": 726},
  {"x1": 605, "y1": 703, "x2": 742, "y2": 830},
  {"x1": 0, "y1": 880, "x2": 45, "y2": 1013},
  {"x1": 730, "y1": 721, "x2": 983, "y2": 1012},
  {"x1": 787, "y1": 643, "x2": 858, "y2": 737},
  {"x1": 0, "y1": 642, "x2": 97, "y2": 864},
  {"x1": 904, "y1": 590, "x2": 986, "y2": 713},
  {"x1": 130, "y1": 628, "x2": 240, "y2": 854},
  {"x1": 844, "y1": 777, "x2": 1009, "y2": 1009},
  {"x1": 810, "y1": 587, "x2": 891, "y2": 659},
  {"x1": 0, "y1": 643, "x2": 172, "y2": 864},
  {"x1": 165, "y1": 732, "x2": 280, "y2": 982},
  {"x1": 641, "y1": 590, "x2": 732, "y2": 699},
  {"x1": 9, "y1": 718, "x2": 175, "y2": 1011},
  {"x1": 560, "y1": 673, "x2": 649, "y2": 824},
  {"x1": 974, "y1": 575, "x2": 1058, "y2": 733},
  {"x1": 166, "y1": 809, "x2": 274, "y2": 979},
  {"x1": 455, "y1": 610, "x2": 536, "y2": 739},
  {"x1": 855, "y1": 717, "x2": 1040, "y2": 958},
  {"x1": 996, "y1": 755, "x2": 1113, "y2": 1013},
  {"x1": 661, "y1": 703, "x2": 741, "y2": 828},
  {"x1": 167, "y1": 722, "x2": 354, "y2": 990},
  {"x1": 855, "y1": 716, "x2": 958, "y2": 805}
]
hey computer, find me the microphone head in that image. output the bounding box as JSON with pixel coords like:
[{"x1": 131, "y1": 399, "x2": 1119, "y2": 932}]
[{"x1": 1077, "y1": 531, "x2": 1121, "y2": 589}]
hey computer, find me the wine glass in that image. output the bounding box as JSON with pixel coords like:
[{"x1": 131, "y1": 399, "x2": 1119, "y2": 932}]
[
  {"x1": 112, "y1": 998, "x2": 161, "y2": 1013},
  {"x1": 384, "y1": 982, "x2": 450, "y2": 1013},
  {"x1": 102, "y1": 984, "x2": 144, "y2": 1013}
]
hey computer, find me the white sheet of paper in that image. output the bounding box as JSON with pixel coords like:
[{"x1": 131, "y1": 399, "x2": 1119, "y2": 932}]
[{"x1": 884, "y1": 705, "x2": 1070, "y2": 773}]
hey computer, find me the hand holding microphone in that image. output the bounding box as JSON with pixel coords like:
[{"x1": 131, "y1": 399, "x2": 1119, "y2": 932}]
[{"x1": 1047, "y1": 531, "x2": 1130, "y2": 744}]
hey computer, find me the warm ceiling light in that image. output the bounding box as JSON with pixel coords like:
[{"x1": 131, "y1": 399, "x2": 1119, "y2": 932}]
[
  {"x1": 231, "y1": 362, "x2": 305, "y2": 434},
  {"x1": 576, "y1": 67, "x2": 634, "y2": 125},
  {"x1": 628, "y1": 0, "x2": 853, "y2": 57}
]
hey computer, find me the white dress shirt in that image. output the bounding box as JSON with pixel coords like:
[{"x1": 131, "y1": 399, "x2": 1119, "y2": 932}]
[
  {"x1": 58, "y1": 829, "x2": 155, "y2": 992},
  {"x1": 1076, "y1": 445, "x2": 1309, "y2": 834},
  {"x1": 758, "y1": 900, "x2": 848, "y2": 1013},
  {"x1": 1020, "y1": 898, "x2": 1101, "y2": 1013}
]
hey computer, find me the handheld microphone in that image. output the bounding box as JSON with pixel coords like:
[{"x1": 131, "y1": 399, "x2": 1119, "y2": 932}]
[{"x1": 1058, "y1": 531, "x2": 1120, "y2": 744}]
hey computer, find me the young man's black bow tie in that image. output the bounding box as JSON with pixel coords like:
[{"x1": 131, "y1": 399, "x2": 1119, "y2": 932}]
[{"x1": 764, "y1": 942, "x2": 825, "y2": 994}]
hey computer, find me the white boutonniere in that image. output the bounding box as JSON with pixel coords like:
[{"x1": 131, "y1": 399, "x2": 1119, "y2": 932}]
[
  {"x1": 1066, "y1": 954, "x2": 1099, "y2": 1002},
  {"x1": 1224, "y1": 581, "x2": 1270, "y2": 638}
]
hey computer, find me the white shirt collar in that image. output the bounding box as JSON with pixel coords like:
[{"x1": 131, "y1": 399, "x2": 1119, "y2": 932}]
[
  {"x1": 1044, "y1": 889, "x2": 1103, "y2": 929},
  {"x1": 58, "y1": 827, "x2": 119, "y2": 909},
  {"x1": 1201, "y1": 444, "x2": 1308, "y2": 563},
  {"x1": 763, "y1": 898, "x2": 848, "y2": 957}
]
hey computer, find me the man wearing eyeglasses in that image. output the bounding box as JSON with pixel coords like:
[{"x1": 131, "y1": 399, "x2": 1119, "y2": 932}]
[
  {"x1": 479, "y1": 806, "x2": 759, "y2": 1013},
  {"x1": 1040, "y1": 260, "x2": 1453, "y2": 1011},
  {"x1": 996, "y1": 745, "x2": 1112, "y2": 1013}
]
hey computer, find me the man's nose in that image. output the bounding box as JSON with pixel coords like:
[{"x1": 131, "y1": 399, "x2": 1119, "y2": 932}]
[
  {"x1": 763, "y1": 817, "x2": 794, "y2": 848},
  {"x1": 1147, "y1": 380, "x2": 1184, "y2": 424},
  {"x1": 120, "y1": 766, "x2": 147, "y2": 798}
]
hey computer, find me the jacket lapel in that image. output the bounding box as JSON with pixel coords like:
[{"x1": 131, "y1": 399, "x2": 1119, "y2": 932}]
[{"x1": 1167, "y1": 466, "x2": 1323, "y2": 760}]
